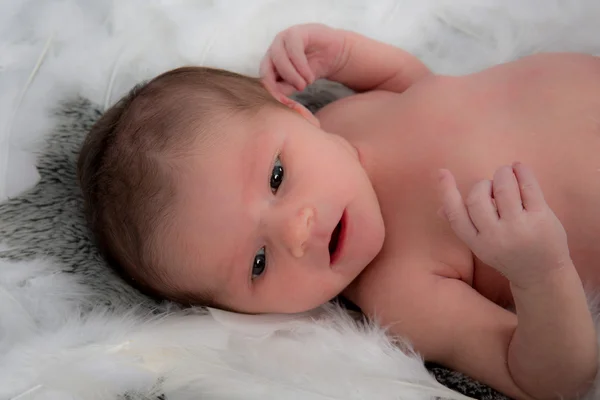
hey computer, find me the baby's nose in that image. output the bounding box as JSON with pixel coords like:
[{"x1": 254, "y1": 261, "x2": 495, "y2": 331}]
[{"x1": 285, "y1": 206, "x2": 315, "y2": 258}]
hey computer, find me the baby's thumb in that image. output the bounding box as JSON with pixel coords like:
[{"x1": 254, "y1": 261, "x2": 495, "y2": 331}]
[{"x1": 438, "y1": 169, "x2": 478, "y2": 242}]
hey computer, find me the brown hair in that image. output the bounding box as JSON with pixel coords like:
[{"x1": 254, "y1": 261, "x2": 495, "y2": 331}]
[{"x1": 77, "y1": 66, "x2": 282, "y2": 305}]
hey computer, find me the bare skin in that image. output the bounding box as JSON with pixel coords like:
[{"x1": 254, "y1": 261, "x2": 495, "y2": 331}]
[
  {"x1": 317, "y1": 53, "x2": 600, "y2": 306},
  {"x1": 261, "y1": 24, "x2": 600, "y2": 399}
]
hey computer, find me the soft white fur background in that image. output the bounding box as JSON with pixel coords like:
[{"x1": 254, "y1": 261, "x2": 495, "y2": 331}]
[{"x1": 3, "y1": 1, "x2": 600, "y2": 399}]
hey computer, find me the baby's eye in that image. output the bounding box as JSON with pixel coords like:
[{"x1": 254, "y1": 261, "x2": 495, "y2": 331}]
[
  {"x1": 252, "y1": 247, "x2": 266, "y2": 279},
  {"x1": 270, "y1": 156, "x2": 284, "y2": 193}
]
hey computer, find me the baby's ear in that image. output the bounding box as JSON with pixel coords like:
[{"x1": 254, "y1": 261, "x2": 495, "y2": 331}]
[
  {"x1": 263, "y1": 83, "x2": 320, "y2": 127},
  {"x1": 282, "y1": 96, "x2": 321, "y2": 128}
]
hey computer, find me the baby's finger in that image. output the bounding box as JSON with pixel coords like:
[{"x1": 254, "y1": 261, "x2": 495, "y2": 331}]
[
  {"x1": 465, "y1": 179, "x2": 499, "y2": 231},
  {"x1": 492, "y1": 165, "x2": 523, "y2": 219},
  {"x1": 439, "y1": 169, "x2": 478, "y2": 242},
  {"x1": 271, "y1": 35, "x2": 307, "y2": 92},
  {"x1": 283, "y1": 32, "x2": 315, "y2": 85},
  {"x1": 259, "y1": 53, "x2": 273, "y2": 79},
  {"x1": 259, "y1": 56, "x2": 278, "y2": 91},
  {"x1": 276, "y1": 82, "x2": 298, "y2": 97},
  {"x1": 513, "y1": 162, "x2": 546, "y2": 212}
]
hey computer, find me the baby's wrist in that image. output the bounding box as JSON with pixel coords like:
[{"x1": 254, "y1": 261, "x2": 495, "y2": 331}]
[
  {"x1": 507, "y1": 261, "x2": 596, "y2": 400},
  {"x1": 508, "y1": 258, "x2": 576, "y2": 293}
]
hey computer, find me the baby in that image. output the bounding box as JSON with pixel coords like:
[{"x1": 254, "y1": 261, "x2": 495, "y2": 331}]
[{"x1": 78, "y1": 23, "x2": 600, "y2": 400}]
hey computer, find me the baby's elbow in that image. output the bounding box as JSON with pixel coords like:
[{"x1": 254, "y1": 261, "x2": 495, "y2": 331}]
[
  {"x1": 555, "y1": 349, "x2": 598, "y2": 400},
  {"x1": 565, "y1": 361, "x2": 598, "y2": 400},
  {"x1": 517, "y1": 361, "x2": 598, "y2": 400}
]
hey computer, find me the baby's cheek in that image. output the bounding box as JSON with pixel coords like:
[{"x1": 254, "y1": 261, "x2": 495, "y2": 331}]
[{"x1": 290, "y1": 275, "x2": 339, "y2": 309}]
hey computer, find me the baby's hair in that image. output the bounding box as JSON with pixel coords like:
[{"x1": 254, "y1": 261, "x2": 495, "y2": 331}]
[{"x1": 77, "y1": 66, "x2": 284, "y2": 305}]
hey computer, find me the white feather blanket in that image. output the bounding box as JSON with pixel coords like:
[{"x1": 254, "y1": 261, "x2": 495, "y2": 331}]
[{"x1": 3, "y1": 1, "x2": 600, "y2": 399}]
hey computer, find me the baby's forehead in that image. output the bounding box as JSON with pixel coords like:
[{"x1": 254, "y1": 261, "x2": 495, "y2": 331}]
[
  {"x1": 170, "y1": 106, "x2": 292, "y2": 234},
  {"x1": 182, "y1": 107, "x2": 266, "y2": 151},
  {"x1": 186, "y1": 109, "x2": 282, "y2": 167},
  {"x1": 168, "y1": 139, "x2": 253, "y2": 271}
]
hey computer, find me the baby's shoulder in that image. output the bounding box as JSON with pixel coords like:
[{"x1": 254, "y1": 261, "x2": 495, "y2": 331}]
[
  {"x1": 315, "y1": 90, "x2": 398, "y2": 130},
  {"x1": 350, "y1": 248, "x2": 471, "y2": 310},
  {"x1": 376, "y1": 205, "x2": 475, "y2": 284}
]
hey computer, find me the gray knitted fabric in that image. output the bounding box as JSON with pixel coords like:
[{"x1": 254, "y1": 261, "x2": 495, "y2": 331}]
[{"x1": 0, "y1": 82, "x2": 508, "y2": 400}]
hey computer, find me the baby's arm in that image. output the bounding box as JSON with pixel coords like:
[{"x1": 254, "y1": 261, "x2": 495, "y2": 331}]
[
  {"x1": 348, "y1": 255, "x2": 594, "y2": 400},
  {"x1": 348, "y1": 267, "x2": 534, "y2": 400},
  {"x1": 324, "y1": 28, "x2": 431, "y2": 93},
  {"x1": 260, "y1": 24, "x2": 431, "y2": 96},
  {"x1": 438, "y1": 163, "x2": 598, "y2": 399}
]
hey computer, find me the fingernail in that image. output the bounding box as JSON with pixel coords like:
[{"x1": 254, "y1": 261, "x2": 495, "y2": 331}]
[
  {"x1": 438, "y1": 169, "x2": 446, "y2": 182},
  {"x1": 436, "y1": 206, "x2": 446, "y2": 219}
]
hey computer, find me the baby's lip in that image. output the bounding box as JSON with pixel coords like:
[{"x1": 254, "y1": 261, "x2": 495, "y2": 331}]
[{"x1": 328, "y1": 210, "x2": 347, "y2": 266}]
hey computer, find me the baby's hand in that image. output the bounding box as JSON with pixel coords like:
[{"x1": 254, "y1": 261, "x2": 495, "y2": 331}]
[
  {"x1": 439, "y1": 163, "x2": 572, "y2": 289},
  {"x1": 260, "y1": 23, "x2": 346, "y2": 97}
]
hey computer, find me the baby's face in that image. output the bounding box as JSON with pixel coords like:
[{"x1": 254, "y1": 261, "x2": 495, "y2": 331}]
[{"x1": 170, "y1": 106, "x2": 384, "y2": 314}]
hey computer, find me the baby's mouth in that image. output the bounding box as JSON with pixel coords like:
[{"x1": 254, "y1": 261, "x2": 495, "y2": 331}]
[{"x1": 328, "y1": 211, "x2": 346, "y2": 265}]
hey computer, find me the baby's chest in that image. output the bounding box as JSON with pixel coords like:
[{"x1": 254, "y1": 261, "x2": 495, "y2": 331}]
[
  {"x1": 372, "y1": 166, "x2": 474, "y2": 283},
  {"x1": 376, "y1": 186, "x2": 518, "y2": 307}
]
